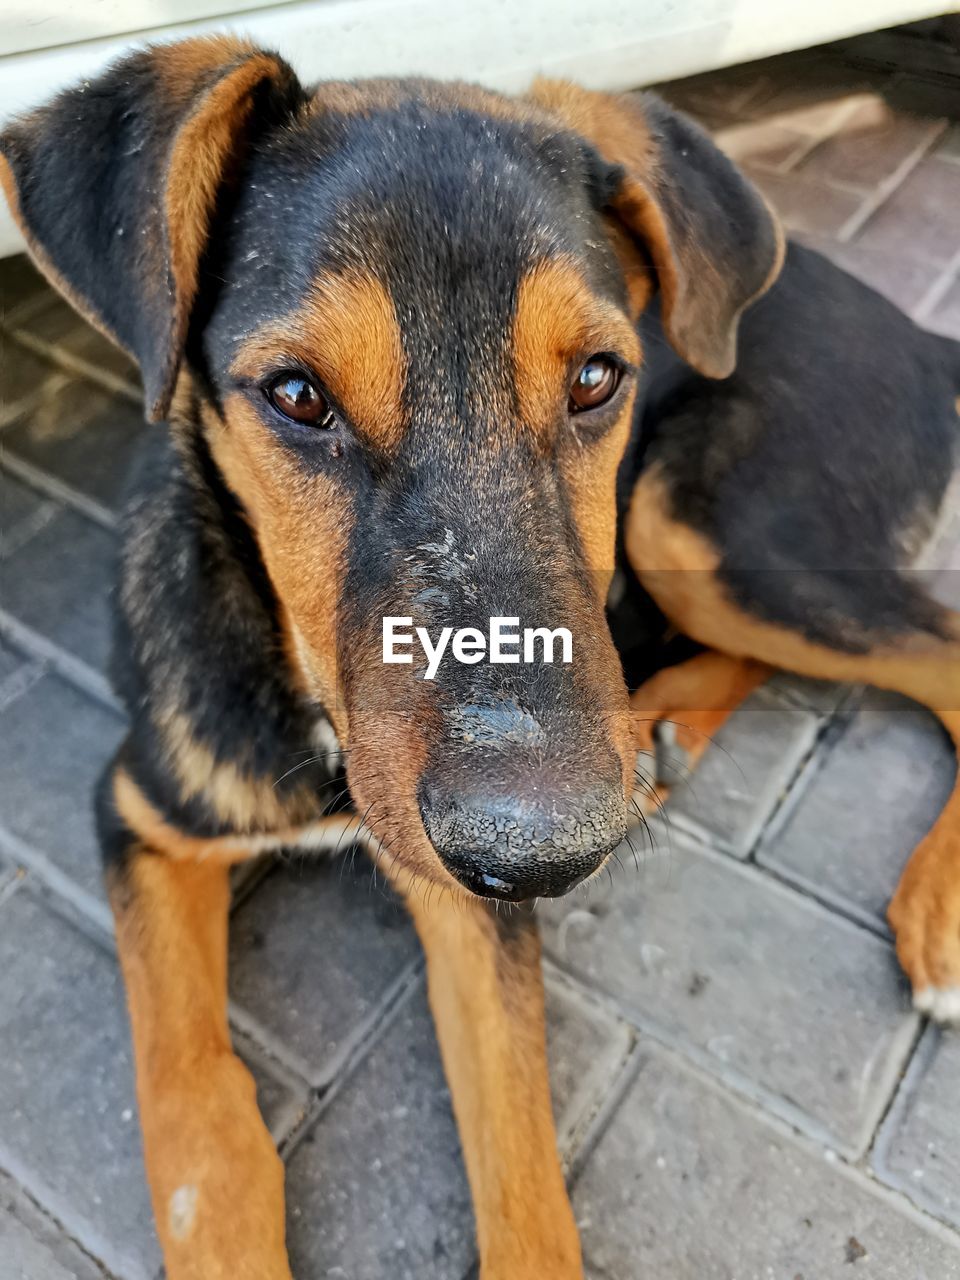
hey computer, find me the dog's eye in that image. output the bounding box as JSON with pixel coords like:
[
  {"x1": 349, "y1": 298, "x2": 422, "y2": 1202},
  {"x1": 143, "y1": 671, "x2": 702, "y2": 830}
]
[
  {"x1": 569, "y1": 356, "x2": 621, "y2": 413},
  {"x1": 266, "y1": 374, "x2": 331, "y2": 426}
]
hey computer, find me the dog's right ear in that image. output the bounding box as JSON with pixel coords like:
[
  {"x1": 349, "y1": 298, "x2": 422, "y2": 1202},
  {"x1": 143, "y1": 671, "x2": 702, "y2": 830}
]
[{"x1": 0, "y1": 36, "x2": 305, "y2": 420}]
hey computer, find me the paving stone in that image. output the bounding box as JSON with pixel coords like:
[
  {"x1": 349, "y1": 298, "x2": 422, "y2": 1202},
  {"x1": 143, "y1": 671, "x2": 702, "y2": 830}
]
[
  {"x1": 796, "y1": 96, "x2": 945, "y2": 190},
  {"x1": 0, "y1": 634, "x2": 30, "y2": 690},
  {"x1": 938, "y1": 124, "x2": 960, "y2": 163},
  {"x1": 1, "y1": 469, "x2": 52, "y2": 538},
  {"x1": 0, "y1": 342, "x2": 61, "y2": 416},
  {"x1": 13, "y1": 294, "x2": 138, "y2": 387},
  {"x1": 3, "y1": 376, "x2": 146, "y2": 511},
  {"x1": 759, "y1": 692, "x2": 955, "y2": 929},
  {"x1": 229, "y1": 857, "x2": 422, "y2": 1086},
  {"x1": 231, "y1": 1029, "x2": 312, "y2": 1145},
  {"x1": 541, "y1": 836, "x2": 917, "y2": 1156},
  {"x1": 874, "y1": 1026, "x2": 960, "y2": 1231},
  {"x1": 763, "y1": 670, "x2": 853, "y2": 718},
  {"x1": 713, "y1": 118, "x2": 811, "y2": 171},
  {"x1": 796, "y1": 232, "x2": 946, "y2": 314},
  {"x1": 660, "y1": 688, "x2": 821, "y2": 858},
  {"x1": 856, "y1": 155, "x2": 960, "y2": 266},
  {"x1": 286, "y1": 972, "x2": 631, "y2": 1280},
  {"x1": 0, "y1": 888, "x2": 301, "y2": 1279},
  {"x1": 657, "y1": 66, "x2": 771, "y2": 126},
  {"x1": 927, "y1": 274, "x2": 960, "y2": 342},
  {"x1": 743, "y1": 165, "x2": 866, "y2": 237},
  {"x1": 0, "y1": 254, "x2": 48, "y2": 321},
  {"x1": 575, "y1": 1040, "x2": 960, "y2": 1280},
  {"x1": 0, "y1": 889, "x2": 160, "y2": 1280},
  {"x1": 544, "y1": 968, "x2": 635, "y2": 1158},
  {"x1": 0, "y1": 1168, "x2": 106, "y2": 1280},
  {"x1": 744, "y1": 64, "x2": 888, "y2": 129},
  {"x1": 0, "y1": 671, "x2": 125, "y2": 902},
  {"x1": 0, "y1": 488, "x2": 117, "y2": 673}
]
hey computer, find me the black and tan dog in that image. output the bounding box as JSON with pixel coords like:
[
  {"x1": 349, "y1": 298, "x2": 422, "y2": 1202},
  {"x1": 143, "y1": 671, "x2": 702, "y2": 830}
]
[{"x1": 2, "y1": 35, "x2": 959, "y2": 1279}]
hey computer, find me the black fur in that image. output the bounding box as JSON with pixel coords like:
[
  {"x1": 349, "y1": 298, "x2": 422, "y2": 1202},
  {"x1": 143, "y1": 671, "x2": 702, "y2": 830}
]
[{"x1": 628, "y1": 243, "x2": 960, "y2": 652}]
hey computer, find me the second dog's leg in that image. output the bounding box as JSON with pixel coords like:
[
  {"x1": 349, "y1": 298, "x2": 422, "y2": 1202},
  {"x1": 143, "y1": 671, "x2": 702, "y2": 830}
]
[
  {"x1": 631, "y1": 650, "x2": 771, "y2": 794},
  {"x1": 397, "y1": 880, "x2": 583, "y2": 1280},
  {"x1": 109, "y1": 846, "x2": 292, "y2": 1280}
]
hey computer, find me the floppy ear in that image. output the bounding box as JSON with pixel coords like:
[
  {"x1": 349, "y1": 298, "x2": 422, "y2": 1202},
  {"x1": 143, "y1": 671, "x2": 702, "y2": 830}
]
[
  {"x1": 529, "y1": 80, "x2": 784, "y2": 379},
  {"x1": 0, "y1": 36, "x2": 304, "y2": 420}
]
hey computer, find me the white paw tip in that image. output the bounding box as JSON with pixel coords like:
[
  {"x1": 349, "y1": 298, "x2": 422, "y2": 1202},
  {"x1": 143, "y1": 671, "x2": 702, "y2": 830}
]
[{"x1": 914, "y1": 986, "x2": 960, "y2": 1024}]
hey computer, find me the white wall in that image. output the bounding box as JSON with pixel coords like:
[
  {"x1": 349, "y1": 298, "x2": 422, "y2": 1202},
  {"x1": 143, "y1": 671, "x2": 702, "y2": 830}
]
[{"x1": 0, "y1": 0, "x2": 950, "y2": 256}]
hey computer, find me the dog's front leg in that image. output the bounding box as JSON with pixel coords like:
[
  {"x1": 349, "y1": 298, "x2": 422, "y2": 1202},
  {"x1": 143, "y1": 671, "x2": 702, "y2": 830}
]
[
  {"x1": 398, "y1": 880, "x2": 583, "y2": 1279},
  {"x1": 108, "y1": 847, "x2": 292, "y2": 1280}
]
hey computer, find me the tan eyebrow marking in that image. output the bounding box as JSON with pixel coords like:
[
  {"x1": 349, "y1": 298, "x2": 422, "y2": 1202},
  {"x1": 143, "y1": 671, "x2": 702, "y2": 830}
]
[
  {"x1": 232, "y1": 268, "x2": 407, "y2": 450},
  {"x1": 511, "y1": 257, "x2": 640, "y2": 445}
]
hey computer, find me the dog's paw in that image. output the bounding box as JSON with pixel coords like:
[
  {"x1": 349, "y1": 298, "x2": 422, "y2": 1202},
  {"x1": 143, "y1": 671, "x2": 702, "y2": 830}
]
[
  {"x1": 889, "y1": 831, "x2": 960, "y2": 1024},
  {"x1": 913, "y1": 986, "x2": 960, "y2": 1025}
]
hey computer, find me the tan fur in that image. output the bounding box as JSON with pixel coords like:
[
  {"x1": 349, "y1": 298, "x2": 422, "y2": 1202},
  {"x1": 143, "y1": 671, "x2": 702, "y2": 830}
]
[
  {"x1": 511, "y1": 257, "x2": 639, "y2": 445},
  {"x1": 625, "y1": 464, "x2": 960, "y2": 995},
  {"x1": 147, "y1": 709, "x2": 319, "y2": 832},
  {"x1": 108, "y1": 850, "x2": 291, "y2": 1280},
  {"x1": 391, "y1": 866, "x2": 583, "y2": 1279},
  {"x1": 163, "y1": 53, "x2": 287, "y2": 392},
  {"x1": 231, "y1": 270, "x2": 407, "y2": 452},
  {"x1": 631, "y1": 651, "x2": 772, "y2": 800},
  {"x1": 204, "y1": 394, "x2": 349, "y2": 722},
  {"x1": 528, "y1": 79, "x2": 785, "y2": 378}
]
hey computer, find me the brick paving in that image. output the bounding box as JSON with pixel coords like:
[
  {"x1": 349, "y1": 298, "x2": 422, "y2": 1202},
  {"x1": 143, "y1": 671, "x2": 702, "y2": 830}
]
[{"x1": 1, "y1": 41, "x2": 960, "y2": 1280}]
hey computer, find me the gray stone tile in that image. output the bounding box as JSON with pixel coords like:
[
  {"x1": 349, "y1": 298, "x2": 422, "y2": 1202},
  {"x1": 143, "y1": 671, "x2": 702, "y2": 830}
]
[
  {"x1": 545, "y1": 970, "x2": 635, "y2": 1159},
  {"x1": 661, "y1": 688, "x2": 821, "y2": 858},
  {"x1": 796, "y1": 98, "x2": 945, "y2": 191},
  {"x1": 0, "y1": 1168, "x2": 106, "y2": 1280},
  {"x1": 575, "y1": 1041, "x2": 960, "y2": 1280},
  {"x1": 0, "y1": 888, "x2": 301, "y2": 1279},
  {"x1": 286, "y1": 972, "x2": 631, "y2": 1280},
  {"x1": 0, "y1": 889, "x2": 160, "y2": 1280},
  {"x1": 874, "y1": 1027, "x2": 960, "y2": 1231},
  {"x1": 0, "y1": 255, "x2": 48, "y2": 321},
  {"x1": 712, "y1": 118, "x2": 811, "y2": 171},
  {"x1": 1, "y1": 470, "x2": 52, "y2": 539},
  {"x1": 285, "y1": 982, "x2": 473, "y2": 1280},
  {"x1": 927, "y1": 274, "x2": 960, "y2": 343},
  {"x1": 0, "y1": 671, "x2": 125, "y2": 903},
  {"x1": 0, "y1": 342, "x2": 61, "y2": 416},
  {"x1": 13, "y1": 294, "x2": 138, "y2": 386},
  {"x1": 3, "y1": 377, "x2": 145, "y2": 512},
  {"x1": 0, "y1": 634, "x2": 30, "y2": 690},
  {"x1": 228, "y1": 858, "x2": 421, "y2": 1086},
  {"x1": 764, "y1": 670, "x2": 853, "y2": 717},
  {"x1": 937, "y1": 124, "x2": 960, "y2": 164},
  {"x1": 796, "y1": 233, "x2": 945, "y2": 314},
  {"x1": 0, "y1": 492, "x2": 117, "y2": 673},
  {"x1": 856, "y1": 155, "x2": 960, "y2": 267},
  {"x1": 744, "y1": 165, "x2": 867, "y2": 237},
  {"x1": 541, "y1": 837, "x2": 917, "y2": 1156},
  {"x1": 232, "y1": 1029, "x2": 312, "y2": 1145},
  {"x1": 759, "y1": 692, "x2": 955, "y2": 929}
]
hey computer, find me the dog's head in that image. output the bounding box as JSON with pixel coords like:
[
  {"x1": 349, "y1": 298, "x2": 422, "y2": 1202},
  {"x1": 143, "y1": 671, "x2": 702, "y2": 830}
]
[{"x1": 1, "y1": 38, "x2": 782, "y2": 900}]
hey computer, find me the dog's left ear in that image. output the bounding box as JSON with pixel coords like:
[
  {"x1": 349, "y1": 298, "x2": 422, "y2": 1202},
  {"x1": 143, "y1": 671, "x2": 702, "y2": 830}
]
[
  {"x1": 0, "y1": 36, "x2": 305, "y2": 420},
  {"x1": 529, "y1": 80, "x2": 784, "y2": 379}
]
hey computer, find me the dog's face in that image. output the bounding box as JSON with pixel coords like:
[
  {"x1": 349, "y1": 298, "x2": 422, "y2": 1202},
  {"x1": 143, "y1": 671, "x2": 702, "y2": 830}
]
[{"x1": 1, "y1": 38, "x2": 782, "y2": 900}]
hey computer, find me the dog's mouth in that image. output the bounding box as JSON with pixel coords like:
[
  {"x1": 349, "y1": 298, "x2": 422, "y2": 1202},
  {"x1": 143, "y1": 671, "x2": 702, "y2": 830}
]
[{"x1": 444, "y1": 858, "x2": 604, "y2": 903}]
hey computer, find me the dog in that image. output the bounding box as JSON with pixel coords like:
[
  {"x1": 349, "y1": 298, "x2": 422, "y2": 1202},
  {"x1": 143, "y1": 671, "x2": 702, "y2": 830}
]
[{"x1": 2, "y1": 34, "x2": 958, "y2": 1280}]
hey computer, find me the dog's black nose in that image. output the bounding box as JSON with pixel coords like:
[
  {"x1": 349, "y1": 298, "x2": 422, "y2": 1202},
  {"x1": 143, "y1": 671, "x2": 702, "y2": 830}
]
[{"x1": 417, "y1": 770, "x2": 627, "y2": 901}]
